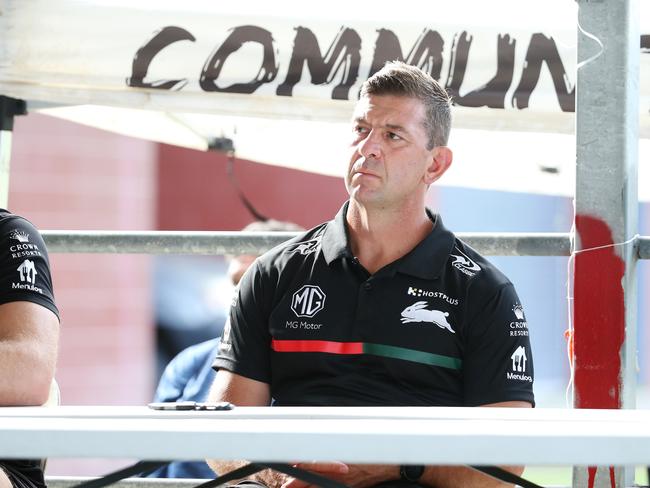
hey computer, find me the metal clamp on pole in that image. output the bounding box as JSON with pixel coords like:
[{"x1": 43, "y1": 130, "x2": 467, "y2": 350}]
[{"x1": 0, "y1": 96, "x2": 27, "y2": 132}]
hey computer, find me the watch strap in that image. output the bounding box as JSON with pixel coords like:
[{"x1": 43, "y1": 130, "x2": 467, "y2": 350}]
[{"x1": 399, "y1": 464, "x2": 425, "y2": 482}]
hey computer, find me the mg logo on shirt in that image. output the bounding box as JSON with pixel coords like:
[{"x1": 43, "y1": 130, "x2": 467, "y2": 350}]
[{"x1": 291, "y1": 285, "x2": 326, "y2": 318}]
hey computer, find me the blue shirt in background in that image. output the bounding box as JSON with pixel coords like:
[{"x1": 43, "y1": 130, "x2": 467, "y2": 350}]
[{"x1": 146, "y1": 338, "x2": 219, "y2": 479}]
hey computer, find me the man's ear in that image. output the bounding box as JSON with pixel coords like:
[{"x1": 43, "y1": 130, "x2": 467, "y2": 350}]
[{"x1": 424, "y1": 146, "x2": 453, "y2": 185}]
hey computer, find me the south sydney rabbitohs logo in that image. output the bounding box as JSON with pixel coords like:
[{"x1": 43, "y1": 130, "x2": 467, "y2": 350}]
[
  {"x1": 291, "y1": 285, "x2": 326, "y2": 318},
  {"x1": 400, "y1": 301, "x2": 455, "y2": 334},
  {"x1": 450, "y1": 248, "x2": 481, "y2": 277}
]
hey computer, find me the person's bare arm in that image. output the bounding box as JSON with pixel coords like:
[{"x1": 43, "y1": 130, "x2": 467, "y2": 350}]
[
  {"x1": 206, "y1": 370, "x2": 285, "y2": 486},
  {"x1": 0, "y1": 301, "x2": 59, "y2": 406},
  {"x1": 282, "y1": 401, "x2": 533, "y2": 488}
]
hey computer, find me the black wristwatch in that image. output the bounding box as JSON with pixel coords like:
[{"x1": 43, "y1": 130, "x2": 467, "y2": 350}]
[{"x1": 400, "y1": 464, "x2": 425, "y2": 482}]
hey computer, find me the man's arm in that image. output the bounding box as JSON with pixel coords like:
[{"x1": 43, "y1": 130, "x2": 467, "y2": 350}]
[
  {"x1": 282, "y1": 401, "x2": 533, "y2": 488},
  {"x1": 410, "y1": 400, "x2": 532, "y2": 488},
  {"x1": 206, "y1": 370, "x2": 285, "y2": 486},
  {"x1": 0, "y1": 301, "x2": 59, "y2": 405}
]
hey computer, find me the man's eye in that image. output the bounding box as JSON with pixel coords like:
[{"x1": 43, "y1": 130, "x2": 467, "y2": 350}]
[
  {"x1": 387, "y1": 132, "x2": 401, "y2": 140},
  {"x1": 354, "y1": 126, "x2": 369, "y2": 135}
]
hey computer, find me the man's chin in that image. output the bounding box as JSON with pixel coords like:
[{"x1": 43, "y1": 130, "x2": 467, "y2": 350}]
[{"x1": 348, "y1": 188, "x2": 382, "y2": 205}]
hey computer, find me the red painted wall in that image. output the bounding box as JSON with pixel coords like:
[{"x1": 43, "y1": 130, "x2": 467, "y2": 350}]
[{"x1": 157, "y1": 144, "x2": 348, "y2": 230}]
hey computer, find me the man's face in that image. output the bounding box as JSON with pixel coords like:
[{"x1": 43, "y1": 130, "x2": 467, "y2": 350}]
[{"x1": 345, "y1": 94, "x2": 438, "y2": 208}]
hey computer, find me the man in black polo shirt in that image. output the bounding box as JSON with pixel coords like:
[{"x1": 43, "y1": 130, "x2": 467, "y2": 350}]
[
  {"x1": 209, "y1": 61, "x2": 534, "y2": 488},
  {"x1": 0, "y1": 210, "x2": 59, "y2": 488}
]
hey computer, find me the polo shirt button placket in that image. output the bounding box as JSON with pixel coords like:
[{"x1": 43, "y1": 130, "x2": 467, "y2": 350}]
[{"x1": 363, "y1": 281, "x2": 372, "y2": 291}]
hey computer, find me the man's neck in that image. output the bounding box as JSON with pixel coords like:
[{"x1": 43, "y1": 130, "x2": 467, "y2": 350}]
[{"x1": 346, "y1": 200, "x2": 433, "y2": 275}]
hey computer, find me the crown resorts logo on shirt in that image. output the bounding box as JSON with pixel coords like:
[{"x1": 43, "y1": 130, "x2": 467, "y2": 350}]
[
  {"x1": 513, "y1": 304, "x2": 525, "y2": 320},
  {"x1": 10, "y1": 229, "x2": 30, "y2": 243}
]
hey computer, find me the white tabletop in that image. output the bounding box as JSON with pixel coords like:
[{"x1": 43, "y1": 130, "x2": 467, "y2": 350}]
[{"x1": 0, "y1": 406, "x2": 648, "y2": 466}]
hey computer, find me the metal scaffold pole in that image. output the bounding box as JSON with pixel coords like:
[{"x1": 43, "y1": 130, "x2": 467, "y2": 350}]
[{"x1": 573, "y1": 0, "x2": 639, "y2": 487}]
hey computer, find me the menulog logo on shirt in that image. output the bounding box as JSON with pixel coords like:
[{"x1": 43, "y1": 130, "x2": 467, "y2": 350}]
[
  {"x1": 12, "y1": 259, "x2": 44, "y2": 294},
  {"x1": 507, "y1": 346, "x2": 532, "y2": 382}
]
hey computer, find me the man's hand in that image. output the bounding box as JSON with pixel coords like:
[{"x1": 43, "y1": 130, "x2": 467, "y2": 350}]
[{"x1": 281, "y1": 462, "x2": 399, "y2": 488}]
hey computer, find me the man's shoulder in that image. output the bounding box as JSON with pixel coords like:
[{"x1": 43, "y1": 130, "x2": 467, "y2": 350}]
[
  {"x1": 256, "y1": 221, "x2": 329, "y2": 271},
  {"x1": 0, "y1": 210, "x2": 42, "y2": 239},
  {"x1": 448, "y1": 238, "x2": 512, "y2": 291},
  {"x1": 0, "y1": 209, "x2": 58, "y2": 317}
]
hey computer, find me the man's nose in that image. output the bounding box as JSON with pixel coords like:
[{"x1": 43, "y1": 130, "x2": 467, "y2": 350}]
[{"x1": 357, "y1": 130, "x2": 382, "y2": 160}]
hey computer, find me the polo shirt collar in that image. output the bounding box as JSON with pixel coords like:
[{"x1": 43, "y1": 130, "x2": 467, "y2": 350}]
[
  {"x1": 321, "y1": 202, "x2": 352, "y2": 264},
  {"x1": 321, "y1": 201, "x2": 455, "y2": 280},
  {"x1": 397, "y1": 210, "x2": 455, "y2": 280}
]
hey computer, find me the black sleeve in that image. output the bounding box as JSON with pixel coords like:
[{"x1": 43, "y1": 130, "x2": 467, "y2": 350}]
[
  {"x1": 212, "y1": 261, "x2": 271, "y2": 384},
  {"x1": 463, "y1": 283, "x2": 534, "y2": 406},
  {"x1": 0, "y1": 215, "x2": 59, "y2": 319}
]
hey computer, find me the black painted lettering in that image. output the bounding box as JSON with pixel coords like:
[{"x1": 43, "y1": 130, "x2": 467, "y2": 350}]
[
  {"x1": 127, "y1": 26, "x2": 195, "y2": 90},
  {"x1": 446, "y1": 33, "x2": 516, "y2": 109},
  {"x1": 277, "y1": 27, "x2": 361, "y2": 100},
  {"x1": 444, "y1": 31, "x2": 471, "y2": 103},
  {"x1": 642, "y1": 34, "x2": 650, "y2": 52},
  {"x1": 512, "y1": 33, "x2": 575, "y2": 112},
  {"x1": 369, "y1": 28, "x2": 444, "y2": 80},
  {"x1": 200, "y1": 25, "x2": 278, "y2": 94}
]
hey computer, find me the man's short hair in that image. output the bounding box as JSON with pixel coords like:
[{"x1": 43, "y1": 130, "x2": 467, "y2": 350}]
[{"x1": 360, "y1": 61, "x2": 452, "y2": 150}]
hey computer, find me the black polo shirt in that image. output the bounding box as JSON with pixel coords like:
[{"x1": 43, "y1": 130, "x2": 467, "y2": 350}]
[
  {"x1": 0, "y1": 209, "x2": 58, "y2": 318},
  {"x1": 214, "y1": 203, "x2": 534, "y2": 407}
]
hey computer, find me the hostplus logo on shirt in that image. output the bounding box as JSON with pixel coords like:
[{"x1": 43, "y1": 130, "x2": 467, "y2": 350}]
[
  {"x1": 507, "y1": 346, "x2": 532, "y2": 382},
  {"x1": 407, "y1": 287, "x2": 459, "y2": 306}
]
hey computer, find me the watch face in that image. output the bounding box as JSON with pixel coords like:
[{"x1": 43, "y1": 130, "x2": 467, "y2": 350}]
[{"x1": 400, "y1": 464, "x2": 425, "y2": 482}]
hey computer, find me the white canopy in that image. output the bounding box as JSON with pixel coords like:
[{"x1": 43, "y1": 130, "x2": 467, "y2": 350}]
[{"x1": 1, "y1": 0, "x2": 648, "y2": 197}]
